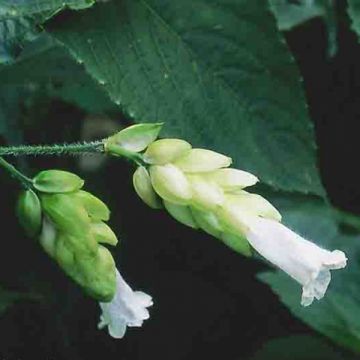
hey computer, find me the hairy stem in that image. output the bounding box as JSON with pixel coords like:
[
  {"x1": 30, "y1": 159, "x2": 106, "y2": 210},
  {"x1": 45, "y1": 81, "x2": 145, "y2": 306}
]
[
  {"x1": 0, "y1": 141, "x2": 104, "y2": 157},
  {"x1": 105, "y1": 143, "x2": 146, "y2": 166},
  {"x1": 0, "y1": 157, "x2": 33, "y2": 189}
]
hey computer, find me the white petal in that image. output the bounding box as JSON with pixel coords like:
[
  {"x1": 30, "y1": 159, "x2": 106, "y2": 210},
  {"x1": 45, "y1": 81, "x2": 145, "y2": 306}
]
[
  {"x1": 98, "y1": 269, "x2": 153, "y2": 338},
  {"x1": 246, "y1": 217, "x2": 347, "y2": 306},
  {"x1": 134, "y1": 291, "x2": 154, "y2": 307},
  {"x1": 39, "y1": 217, "x2": 57, "y2": 256},
  {"x1": 108, "y1": 318, "x2": 128, "y2": 339}
]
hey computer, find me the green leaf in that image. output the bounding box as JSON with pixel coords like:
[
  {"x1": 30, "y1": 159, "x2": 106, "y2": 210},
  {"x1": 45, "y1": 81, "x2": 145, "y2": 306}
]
[
  {"x1": 258, "y1": 193, "x2": 360, "y2": 353},
  {"x1": 0, "y1": 35, "x2": 82, "y2": 83},
  {"x1": 0, "y1": 15, "x2": 38, "y2": 64},
  {"x1": 269, "y1": 0, "x2": 326, "y2": 31},
  {"x1": 0, "y1": 0, "x2": 94, "y2": 20},
  {"x1": 270, "y1": 0, "x2": 337, "y2": 57},
  {"x1": 251, "y1": 335, "x2": 355, "y2": 360},
  {"x1": 48, "y1": 0, "x2": 325, "y2": 196},
  {"x1": 0, "y1": 0, "x2": 94, "y2": 64},
  {"x1": 0, "y1": 35, "x2": 116, "y2": 114},
  {"x1": 348, "y1": 0, "x2": 360, "y2": 39}
]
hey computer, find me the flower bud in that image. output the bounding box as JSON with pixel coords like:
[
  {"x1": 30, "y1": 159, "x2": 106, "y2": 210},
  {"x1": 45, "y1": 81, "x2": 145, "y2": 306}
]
[
  {"x1": 91, "y1": 221, "x2": 118, "y2": 246},
  {"x1": 149, "y1": 164, "x2": 192, "y2": 205},
  {"x1": 104, "y1": 123, "x2": 163, "y2": 153},
  {"x1": 163, "y1": 201, "x2": 198, "y2": 229},
  {"x1": 74, "y1": 190, "x2": 110, "y2": 221},
  {"x1": 205, "y1": 168, "x2": 258, "y2": 190},
  {"x1": 21, "y1": 168, "x2": 120, "y2": 305},
  {"x1": 133, "y1": 167, "x2": 162, "y2": 209},
  {"x1": 40, "y1": 216, "x2": 117, "y2": 301},
  {"x1": 40, "y1": 193, "x2": 98, "y2": 255},
  {"x1": 188, "y1": 175, "x2": 224, "y2": 211},
  {"x1": 33, "y1": 170, "x2": 84, "y2": 193},
  {"x1": 173, "y1": 149, "x2": 232, "y2": 173},
  {"x1": 143, "y1": 139, "x2": 192, "y2": 165},
  {"x1": 17, "y1": 189, "x2": 42, "y2": 237}
]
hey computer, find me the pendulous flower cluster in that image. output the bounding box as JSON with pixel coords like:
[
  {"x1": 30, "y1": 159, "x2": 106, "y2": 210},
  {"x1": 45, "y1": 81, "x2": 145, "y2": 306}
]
[
  {"x1": 105, "y1": 124, "x2": 347, "y2": 307},
  {"x1": 17, "y1": 169, "x2": 152, "y2": 338}
]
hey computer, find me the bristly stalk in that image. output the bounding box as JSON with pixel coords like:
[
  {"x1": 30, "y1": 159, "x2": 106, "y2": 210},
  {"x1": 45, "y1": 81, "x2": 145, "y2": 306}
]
[
  {"x1": 0, "y1": 157, "x2": 33, "y2": 189},
  {"x1": 0, "y1": 141, "x2": 104, "y2": 157}
]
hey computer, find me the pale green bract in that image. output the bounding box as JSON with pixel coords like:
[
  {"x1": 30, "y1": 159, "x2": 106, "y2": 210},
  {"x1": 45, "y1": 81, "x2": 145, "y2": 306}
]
[
  {"x1": 17, "y1": 168, "x2": 153, "y2": 339},
  {"x1": 19, "y1": 169, "x2": 118, "y2": 301}
]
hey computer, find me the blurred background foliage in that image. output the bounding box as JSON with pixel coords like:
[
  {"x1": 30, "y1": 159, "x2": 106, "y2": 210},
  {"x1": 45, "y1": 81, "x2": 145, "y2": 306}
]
[{"x1": 1, "y1": 0, "x2": 360, "y2": 359}]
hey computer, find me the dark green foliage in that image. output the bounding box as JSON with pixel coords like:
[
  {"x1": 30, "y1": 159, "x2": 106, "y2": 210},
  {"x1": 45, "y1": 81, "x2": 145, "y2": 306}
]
[{"x1": 0, "y1": 0, "x2": 360, "y2": 358}]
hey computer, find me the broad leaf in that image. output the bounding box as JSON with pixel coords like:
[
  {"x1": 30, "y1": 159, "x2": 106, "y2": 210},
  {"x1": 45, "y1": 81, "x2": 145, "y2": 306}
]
[
  {"x1": 270, "y1": 0, "x2": 326, "y2": 31},
  {"x1": 0, "y1": 0, "x2": 94, "y2": 64},
  {"x1": 0, "y1": 35, "x2": 80, "y2": 82},
  {"x1": 258, "y1": 194, "x2": 360, "y2": 353},
  {"x1": 0, "y1": 0, "x2": 94, "y2": 19},
  {"x1": 0, "y1": 15, "x2": 37, "y2": 64},
  {"x1": 348, "y1": 0, "x2": 360, "y2": 38},
  {"x1": 270, "y1": 0, "x2": 337, "y2": 57},
  {"x1": 0, "y1": 35, "x2": 116, "y2": 114},
  {"x1": 251, "y1": 335, "x2": 356, "y2": 360},
  {"x1": 49, "y1": 0, "x2": 325, "y2": 196}
]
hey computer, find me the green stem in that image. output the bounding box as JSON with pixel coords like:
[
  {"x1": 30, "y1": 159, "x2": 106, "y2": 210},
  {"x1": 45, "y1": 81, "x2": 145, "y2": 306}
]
[
  {"x1": 0, "y1": 157, "x2": 33, "y2": 189},
  {"x1": 0, "y1": 141, "x2": 104, "y2": 157},
  {"x1": 0, "y1": 140, "x2": 145, "y2": 169},
  {"x1": 105, "y1": 143, "x2": 146, "y2": 166}
]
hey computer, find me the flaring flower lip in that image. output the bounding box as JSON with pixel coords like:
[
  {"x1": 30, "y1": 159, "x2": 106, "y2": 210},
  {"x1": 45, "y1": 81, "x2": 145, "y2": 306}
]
[
  {"x1": 98, "y1": 269, "x2": 153, "y2": 339},
  {"x1": 245, "y1": 217, "x2": 347, "y2": 306}
]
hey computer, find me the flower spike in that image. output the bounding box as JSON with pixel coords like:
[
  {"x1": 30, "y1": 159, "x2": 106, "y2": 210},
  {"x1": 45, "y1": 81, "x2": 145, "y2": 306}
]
[
  {"x1": 17, "y1": 169, "x2": 153, "y2": 338},
  {"x1": 105, "y1": 126, "x2": 348, "y2": 306}
]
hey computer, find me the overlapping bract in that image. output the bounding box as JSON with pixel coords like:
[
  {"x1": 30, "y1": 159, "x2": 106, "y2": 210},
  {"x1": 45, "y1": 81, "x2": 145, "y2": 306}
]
[
  {"x1": 18, "y1": 170, "x2": 118, "y2": 301},
  {"x1": 134, "y1": 138, "x2": 273, "y2": 256},
  {"x1": 106, "y1": 124, "x2": 347, "y2": 306}
]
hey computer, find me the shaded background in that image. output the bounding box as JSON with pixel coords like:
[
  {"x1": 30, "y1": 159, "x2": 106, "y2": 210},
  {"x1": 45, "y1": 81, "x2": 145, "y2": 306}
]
[{"x1": 0, "y1": 1, "x2": 359, "y2": 359}]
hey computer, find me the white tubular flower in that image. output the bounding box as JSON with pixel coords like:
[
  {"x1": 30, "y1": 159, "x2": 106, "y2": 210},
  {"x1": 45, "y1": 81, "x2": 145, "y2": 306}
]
[
  {"x1": 246, "y1": 217, "x2": 347, "y2": 306},
  {"x1": 98, "y1": 269, "x2": 153, "y2": 339}
]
